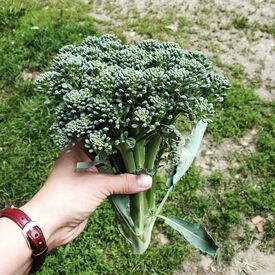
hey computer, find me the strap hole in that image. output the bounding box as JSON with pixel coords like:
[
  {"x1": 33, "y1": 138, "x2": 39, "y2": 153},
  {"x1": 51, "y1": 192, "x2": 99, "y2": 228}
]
[
  {"x1": 35, "y1": 233, "x2": 39, "y2": 237},
  {"x1": 21, "y1": 217, "x2": 25, "y2": 220}
]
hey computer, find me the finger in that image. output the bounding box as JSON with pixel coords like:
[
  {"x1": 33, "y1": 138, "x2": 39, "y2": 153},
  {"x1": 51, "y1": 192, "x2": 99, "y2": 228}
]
[{"x1": 101, "y1": 173, "x2": 152, "y2": 195}]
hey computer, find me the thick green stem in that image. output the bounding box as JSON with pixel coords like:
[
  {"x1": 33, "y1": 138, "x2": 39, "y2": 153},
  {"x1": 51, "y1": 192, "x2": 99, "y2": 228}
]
[
  {"x1": 118, "y1": 143, "x2": 136, "y2": 173},
  {"x1": 133, "y1": 140, "x2": 146, "y2": 169},
  {"x1": 117, "y1": 135, "x2": 163, "y2": 253},
  {"x1": 118, "y1": 143, "x2": 148, "y2": 238},
  {"x1": 144, "y1": 135, "x2": 162, "y2": 210},
  {"x1": 144, "y1": 135, "x2": 162, "y2": 169},
  {"x1": 131, "y1": 192, "x2": 148, "y2": 237}
]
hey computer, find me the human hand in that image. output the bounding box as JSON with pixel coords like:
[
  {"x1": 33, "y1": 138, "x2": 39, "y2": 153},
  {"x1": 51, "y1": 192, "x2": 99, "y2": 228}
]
[{"x1": 20, "y1": 145, "x2": 152, "y2": 251}]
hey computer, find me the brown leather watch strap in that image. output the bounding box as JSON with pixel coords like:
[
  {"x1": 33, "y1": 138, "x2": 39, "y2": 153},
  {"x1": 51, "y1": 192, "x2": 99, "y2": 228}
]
[{"x1": 0, "y1": 207, "x2": 48, "y2": 273}]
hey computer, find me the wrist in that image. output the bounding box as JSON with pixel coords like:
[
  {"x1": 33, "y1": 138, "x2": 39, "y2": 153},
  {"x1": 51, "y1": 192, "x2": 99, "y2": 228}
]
[
  {"x1": 0, "y1": 217, "x2": 33, "y2": 274},
  {"x1": 20, "y1": 201, "x2": 57, "y2": 251}
]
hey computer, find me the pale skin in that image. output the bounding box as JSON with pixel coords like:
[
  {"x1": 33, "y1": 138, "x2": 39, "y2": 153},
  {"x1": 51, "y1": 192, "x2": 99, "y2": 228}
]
[{"x1": 0, "y1": 145, "x2": 152, "y2": 275}]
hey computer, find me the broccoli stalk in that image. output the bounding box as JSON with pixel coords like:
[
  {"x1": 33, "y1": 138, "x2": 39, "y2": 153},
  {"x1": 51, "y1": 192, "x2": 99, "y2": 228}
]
[
  {"x1": 35, "y1": 34, "x2": 230, "y2": 255},
  {"x1": 116, "y1": 135, "x2": 162, "y2": 253}
]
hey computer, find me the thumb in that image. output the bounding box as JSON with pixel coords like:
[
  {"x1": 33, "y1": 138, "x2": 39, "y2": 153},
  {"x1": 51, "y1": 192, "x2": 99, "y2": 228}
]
[{"x1": 105, "y1": 173, "x2": 152, "y2": 195}]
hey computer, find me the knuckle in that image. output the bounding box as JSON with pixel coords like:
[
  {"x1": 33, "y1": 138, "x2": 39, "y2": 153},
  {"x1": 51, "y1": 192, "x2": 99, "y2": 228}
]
[
  {"x1": 102, "y1": 177, "x2": 113, "y2": 196},
  {"x1": 121, "y1": 173, "x2": 134, "y2": 193}
]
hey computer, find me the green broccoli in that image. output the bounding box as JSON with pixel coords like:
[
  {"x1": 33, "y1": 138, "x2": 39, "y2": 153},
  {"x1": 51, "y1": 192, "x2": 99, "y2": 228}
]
[{"x1": 35, "y1": 34, "x2": 230, "y2": 254}]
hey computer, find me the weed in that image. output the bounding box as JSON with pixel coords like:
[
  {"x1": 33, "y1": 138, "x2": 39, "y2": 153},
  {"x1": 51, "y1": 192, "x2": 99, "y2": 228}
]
[{"x1": 232, "y1": 16, "x2": 249, "y2": 30}]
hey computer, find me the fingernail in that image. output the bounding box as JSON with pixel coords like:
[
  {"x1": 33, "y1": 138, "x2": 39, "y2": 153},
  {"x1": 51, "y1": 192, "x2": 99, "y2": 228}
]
[{"x1": 137, "y1": 174, "x2": 152, "y2": 189}]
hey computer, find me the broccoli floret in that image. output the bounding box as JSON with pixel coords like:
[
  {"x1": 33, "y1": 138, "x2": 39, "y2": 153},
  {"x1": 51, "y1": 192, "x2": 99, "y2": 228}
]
[{"x1": 36, "y1": 34, "x2": 229, "y2": 155}]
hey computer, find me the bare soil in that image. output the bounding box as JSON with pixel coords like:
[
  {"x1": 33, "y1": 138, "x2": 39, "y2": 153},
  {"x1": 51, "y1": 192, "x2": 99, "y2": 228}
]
[
  {"x1": 196, "y1": 128, "x2": 258, "y2": 177},
  {"x1": 174, "y1": 242, "x2": 275, "y2": 275}
]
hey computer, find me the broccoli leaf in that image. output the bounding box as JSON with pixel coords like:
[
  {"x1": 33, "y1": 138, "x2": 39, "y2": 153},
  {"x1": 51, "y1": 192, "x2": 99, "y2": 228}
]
[
  {"x1": 75, "y1": 161, "x2": 106, "y2": 172},
  {"x1": 166, "y1": 120, "x2": 207, "y2": 190},
  {"x1": 109, "y1": 195, "x2": 134, "y2": 228},
  {"x1": 162, "y1": 215, "x2": 219, "y2": 256}
]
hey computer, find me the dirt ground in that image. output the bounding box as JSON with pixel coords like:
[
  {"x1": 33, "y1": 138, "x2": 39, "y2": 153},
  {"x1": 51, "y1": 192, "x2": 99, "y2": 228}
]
[
  {"x1": 174, "y1": 242, "x2": 275, "y2": 275},
  {"x1": 195, "y1": 128, "x2": 258, "y2": 177}
]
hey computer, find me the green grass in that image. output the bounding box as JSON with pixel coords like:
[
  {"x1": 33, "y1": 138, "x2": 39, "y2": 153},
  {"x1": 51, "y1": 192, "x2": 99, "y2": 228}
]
[
  {"x1": 0, "y1": 4, "x2": 26, "y2": 32},
  {"x1": 0, "y1": 0, "x2": 274, "y2": 274},
  {"x1": 231, "y1": 14, "x2": 275, "y2": 36},
  {"x1": 209, "y1": 80, "x2": 262, "y2": 141},
  {"x1": 0, "y1": 1, "x2": 96, "y2": 88},
  {"x1": 232, "y1": 16, "x2": 249, "y2": 30},
  {"x1": 260, "y1": 219, "x2": 275, "y2": 253}
]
